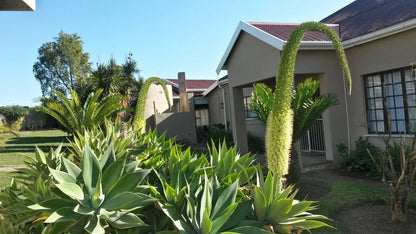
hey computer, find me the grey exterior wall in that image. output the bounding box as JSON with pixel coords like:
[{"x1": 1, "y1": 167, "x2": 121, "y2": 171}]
[{"x1": 155, "y1": 112, "x2": 197, "y2": 144}]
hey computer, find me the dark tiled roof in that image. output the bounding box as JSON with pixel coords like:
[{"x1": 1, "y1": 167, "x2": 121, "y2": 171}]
[
  {"x1": 321, "y1": 0, "x2": 416, "y2": 40},
  {"x1": 247, "y1": 22, "x2": 340, "y2": 41},
  {"x1": 166, "y1": 79, "x2": 216, "y2": 90}
]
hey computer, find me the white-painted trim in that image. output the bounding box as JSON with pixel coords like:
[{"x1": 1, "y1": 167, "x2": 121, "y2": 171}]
[
  {"x1": 342, "y1": 18, "x2": 416, "y2": 48},
  {"x1": 203, "y1": 78, "x2": 229, "y2": 97},
  {"x1": 216, "y1": 21, "x2": 335, "y2": 74},
  {"x1": 364, "y1": 134, "x2": 416, "y2": 138},
  {"x1": 217, "y1": 18, "x2": 416, "y2": 73},
  {"x1": 23, "y1": 0, "x2": 35, "y2": 11}
]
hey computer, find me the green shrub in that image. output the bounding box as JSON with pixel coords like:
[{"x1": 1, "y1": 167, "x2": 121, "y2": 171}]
[
  {"x1": 202, "y1": 124, "x2": 234, "y2": 146},
  {"x1": 0, "y1": 105, "x2": 29, "y2": 123},
  {"x1": 337, "y1": 137, "x2": 383, "y2": 173},
  {"x1": 247, "y1": 132, "x2": 265, "y2": 154}
]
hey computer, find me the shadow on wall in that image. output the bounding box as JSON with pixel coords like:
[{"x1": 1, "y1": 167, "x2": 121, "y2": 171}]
[{"x1": 153, "y1": 112, "x2": 197, "y2": 144}]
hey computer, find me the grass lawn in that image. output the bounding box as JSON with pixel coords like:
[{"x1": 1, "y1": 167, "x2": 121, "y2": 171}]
[{"x1": 0, "y1": 130, "x2": 68, "y2": 166}]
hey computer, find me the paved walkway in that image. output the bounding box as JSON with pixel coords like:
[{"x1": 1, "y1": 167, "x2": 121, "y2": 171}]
[{"x1": 0, "y1": 165, "x2": 27, "y2": 172}]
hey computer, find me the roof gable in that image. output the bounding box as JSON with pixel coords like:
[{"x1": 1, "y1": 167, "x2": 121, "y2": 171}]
[{"x1": 165, "y1": 79, "x2": 216, "y2": 90}]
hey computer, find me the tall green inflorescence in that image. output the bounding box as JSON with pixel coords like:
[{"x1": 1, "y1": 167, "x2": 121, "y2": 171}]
[
  {"x1": 267, "y1": 22, "x2": 352, "y2": 179},
  {"x1": 133, "y1": 77, "x2": 172, "y2": 131}
]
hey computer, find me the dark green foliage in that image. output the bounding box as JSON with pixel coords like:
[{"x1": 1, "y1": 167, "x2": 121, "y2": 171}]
[
  {"x1": 0, "y1": 106, "x2": 29, "y2": 123},
  {"x1": 247, "y1": 132, "x2": 265, "y2": 154},
  {"x1": 250, "y1": 83, "x2": 273, "y2": 125},
  {"x1": 33, "y1": 31, "x2": 91, "y2": 97},
  {"x1": 202, "y1": 124, "x2": 234, "y2": 146},
  {"x1": 38, "y1": 89, "x2": 124, "y2": 134},
  {"x1": 337, "y1": 137, "x2": 383, "y2": 173}
]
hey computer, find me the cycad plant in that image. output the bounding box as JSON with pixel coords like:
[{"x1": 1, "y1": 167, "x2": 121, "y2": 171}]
[
  {"x1": 133, "y1": 77, "x2": 171, "y2": 132},
  {"x1": 38, "y1": 89, "x2": 124, "y2": 135},
  {"x1": 265, "y1": 22, "x2": 351, "y2": 180}
]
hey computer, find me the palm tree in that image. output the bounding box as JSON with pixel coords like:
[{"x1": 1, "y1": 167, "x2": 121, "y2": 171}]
[
  {"x1": 38, "y1": 89, "x2": 124, "y2": 135},
  {"x1": 250, "y1": 79, "x2": 339, "y2": 183}
]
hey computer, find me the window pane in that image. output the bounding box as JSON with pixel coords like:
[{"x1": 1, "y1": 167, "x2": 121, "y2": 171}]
[
  {"x1": 395, "y1": 96, "x2": 404, "y2": 108},
  {"x1": 387, "y1": 108, "x2": 396, "y2": 119},
  {"x1": 369, "y1": 122, "x2": 376, "y2": 133},
  {"x1": 405, "y1": 69, "x2": 412, "y2": 81},
  {"x1": 397, "y1": 121, "x2": 406, "y2": 132},
  {"x1": 376, "y1": 110, "x2": 384, "y2": 120},
  {"x1": 373, "y1": 75, "x2": 381, "y2": 86},
  {"x1": 390, "y1": 121, "x2": 397, "y2": 132},
  {"x1": 366, "y1": 76, "x2": 373, "y2": 87},
  {"x1": 409, "y1": 120, "x2": 416, "y2": 132},
  {"x1": 385, "y1": 84, "x2": 393, "y2": 96},
  {"x1": 409, "y1": 107, "x2": 416, "y2": 119},
  {"x1": 367, "y1": 87, "x2": 374, "y2": 98},
  {"x1": 384, "y1": 73, "x2": 392, "y2": 84},
  {"x1": 368, "y1": 110, "x2": 376, "y2": 121},
  {"x1": 407, "y1": 94, "x2": 416, "y2": 106},
  {"x1": 377, "y1": 121, "x2": 385, "y2": 132},
  {"x1": 374, "y1": 86, "x2": 382, "y2": 97},
  {"x1": 393, "y1": 72, "x2": 401, "y2": 83},
  {"x1": 367, "y1": 99, "x2": 375, "y2": 109},
  {"x1": 394, "y1": 84, "x2": 403, "y2": 95},
  {"x1": 386, "y1": 97, "x2": 395, "y2": 108},
  {"x1": 396, "y1": 108, "x2": 405, "y2": 119},
  {"x1": 406, "y1": 81, "x2": 415, "y2": 94},
  {"x1": 375, "y1": 98, "x2": 383, "y2": 109}
]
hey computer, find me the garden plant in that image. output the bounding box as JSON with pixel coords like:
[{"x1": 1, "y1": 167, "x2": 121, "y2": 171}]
[{"x1": 0, "y1": 22, "x2": 351, "y2": 233}]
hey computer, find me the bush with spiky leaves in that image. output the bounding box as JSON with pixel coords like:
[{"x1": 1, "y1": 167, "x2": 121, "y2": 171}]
[
  {"x1": 38, "y1": 89, "x2": 124, "y2": 135},
  {"x1": 266, "y1": 21, "x2": 351, "y2": 179},
  {"x1": 133, "y1": 77, "x2": 171, "y2": 131}
]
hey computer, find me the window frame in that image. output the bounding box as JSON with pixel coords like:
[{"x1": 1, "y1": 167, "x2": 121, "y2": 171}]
[{"x1": 364, "y1": 66, "x2": 416, "y2": 134}]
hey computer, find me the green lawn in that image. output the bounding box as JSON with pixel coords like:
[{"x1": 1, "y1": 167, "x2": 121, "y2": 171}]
[{"x1": 0, "y1": 130, "x2": 68, "y2": 165}]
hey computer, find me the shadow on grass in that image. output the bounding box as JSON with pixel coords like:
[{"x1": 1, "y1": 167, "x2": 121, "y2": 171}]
[
  {"x1": 0, "y1": 145, "x2": 68, "y2": 153},
  {"x1": 6, "y1": 136, "x2": 68, "y2": 145}
]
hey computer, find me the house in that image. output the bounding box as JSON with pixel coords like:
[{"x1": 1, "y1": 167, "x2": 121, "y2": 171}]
[
  {"x1": 212, "y1": 0, "x2": 416, "y2": 162},
  {"x1": 144, "y1": 73, "x2": 215, "y2": 143},
  {"x1": 0, "y1": 0, "x2": 35, "y2": 11}
]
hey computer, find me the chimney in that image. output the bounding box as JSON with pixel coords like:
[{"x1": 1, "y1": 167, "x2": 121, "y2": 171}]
[{"x1": 178, "y1": 72, "x2": 189, "y2": 112}]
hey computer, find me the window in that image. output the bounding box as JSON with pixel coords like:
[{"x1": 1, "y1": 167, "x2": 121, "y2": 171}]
[
  {"x1": 364, "y1": 68, "x2": 416, "y2": 134},
  {"x1": 195, "y1": 108, "x2": 209, "y2": 127},
  {"x1": 243, "y1": 96, "x2": 258, "y2": 119}
]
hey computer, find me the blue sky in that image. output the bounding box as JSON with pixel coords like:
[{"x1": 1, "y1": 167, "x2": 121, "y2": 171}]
[{"x1": 0, "y1": 0, "x2": 354, "y2": 106}]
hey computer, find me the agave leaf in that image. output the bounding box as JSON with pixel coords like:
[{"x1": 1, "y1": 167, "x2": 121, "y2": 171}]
[
  {"x1": 158, "y1": 202, "x2": 196, "y2": 233},
  {"x1": 55, "y1": 182, "x2": 85, "y2": 200},
  {"x1": 266, "y1": 198, "x2": 292, "y2": 223},
  {"x1": 220, "y1": 200, "x2": 253, "y2": 231},
  {"x1": 49, "y1": 167, "x2": 76, "y2": 184},
  {"x1": 222, "y1": 226, "x2": 271, "y2": 234},
  {"x1": 200, "y1": 210, "x2": 212, "y2": 234},
  {"x1": 74, "y1": 204, "x2": 95, "y2": 215},
  {"x1": 99, "y1": 142, "x2": 116, "y2": 170},
  {"x1": 84, "y1": 215, "x2": 105, "y2": 234},
  {"x1": 287, "y1": 201, "x2": 316, "y2": 217},
  {"x1": 253, "y1": 187, "x2": 267, "y2": 221},
  {"x1": 91, "y1": 177, "x2": 104, "y2": 209},
  {"x1": 263, "y1": 173, "x2": 274, "y2": 205},
  {"x1": 101, "y1": 192, "x2": 156, "y2": 210},
  {"x1": 62, "y1": 157, "x2": 81, "y2": 179},
  {"x1": 106, "y1": 169, "x2": 150, "y2": 199},
  {"x1": 108, "y1": 212, "x2": 148, "y2": 229},
  {"x1": 210, "y1": 203, "x2": 237, "y2": 234},
  {"x1": 283, "y1": 220, "x2": 331, "y2": 229},
  {"x1": 82, "y1": 143, "x2": 101, "y2": 196},
  {"x1": 211, "y1": 180, "x2": 238, "y2": 220},
  {"x1": 28, "y1": 198, "x2": 75, "y2": 212},
  {"x1": 200, "y1": 173, "x2": 212, "y2": 226},
  {"x1": 44, "y1": 207, "x2": 82, "y2": 223},
  {"x1": 102, "y1": 156, "x2": 125, "y2": 194}
]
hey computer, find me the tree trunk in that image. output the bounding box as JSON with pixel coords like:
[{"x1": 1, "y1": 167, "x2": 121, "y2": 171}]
[{"x1": 391, "y1": 188, "x2": 409, "y2": 223}]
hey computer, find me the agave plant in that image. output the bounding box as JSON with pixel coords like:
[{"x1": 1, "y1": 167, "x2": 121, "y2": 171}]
[
  {"x1": 158, "y1": 173, "x2": 267, "y2": 234},
  {"x1": 133, "y1": 77, "x2": 171, "y2": 132},
  {"x1": 208, "y1": 141, "x2": 257, "y2": 186},
  {"x1": 28, "y1": 143, "x2": 156, "y2": 233},
  {"x1": 252, "y1": 173, "x2": 330, "y2": 233},
  {"x1": 38, "y1": 88, "x2": 124, "y2": 135}
]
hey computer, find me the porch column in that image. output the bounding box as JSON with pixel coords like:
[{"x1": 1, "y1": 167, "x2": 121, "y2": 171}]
[{"x1": 229, "y1": 86, "x2": 248, "y2": 153}]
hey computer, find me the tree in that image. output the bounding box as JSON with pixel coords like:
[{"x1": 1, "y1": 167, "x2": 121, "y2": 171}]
[{"x1": 33, "y1": 31, "x2": 91, "y2": 97}]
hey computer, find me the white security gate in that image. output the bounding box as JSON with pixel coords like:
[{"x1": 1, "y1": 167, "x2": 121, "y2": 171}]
[{"x1": 300, "y1": 119, "x2": 325, "y2": 152}]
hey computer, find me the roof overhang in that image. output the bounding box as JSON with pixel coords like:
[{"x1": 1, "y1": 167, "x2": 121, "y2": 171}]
[
  {"x1": 0, "y1": 0, "x2": 35, "y2": 11},
  {"x1": 342, "y1": 17, "x2": 416, "y2": 48},
  {"x1": 216, "y1": 21, "x2": 334, "y2": 74},
  {"x1": 217, "y1": 18, "x2": 416, "y2": 74},
  {"x1": 203, "y1": 77, "x2": 229, "y2": 97}
]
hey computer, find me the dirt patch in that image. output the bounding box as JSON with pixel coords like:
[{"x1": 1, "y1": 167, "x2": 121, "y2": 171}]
[{"x1": 336, "y1": 204, "x2": 416, "y2": 234}]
